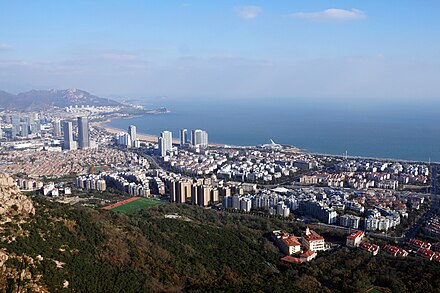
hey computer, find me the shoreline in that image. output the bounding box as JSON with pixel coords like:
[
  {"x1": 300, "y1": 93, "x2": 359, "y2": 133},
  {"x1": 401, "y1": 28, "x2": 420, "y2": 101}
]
[
  {"x1": 93, "y1": 119, "x2": 223, "y2": 146},
  {"x1": 93, "y1": 117, "x2": 437, "y2": 164},
  {"x1": 93, "y1": 119, "x2": 162, "y2": 143},
  {"x1": 94, "y1": 118, "x2": 290, "y2": 149}
]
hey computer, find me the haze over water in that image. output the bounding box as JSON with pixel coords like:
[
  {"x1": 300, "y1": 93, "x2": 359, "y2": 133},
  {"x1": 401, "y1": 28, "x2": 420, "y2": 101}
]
[{"x1": 108, "y1": 98, "x2": 440, "y2": 162}]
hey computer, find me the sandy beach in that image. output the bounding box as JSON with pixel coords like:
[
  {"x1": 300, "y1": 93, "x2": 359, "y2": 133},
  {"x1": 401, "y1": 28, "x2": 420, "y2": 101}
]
[
  {"x1": 93, "y1": 119, "x2": 183, "y2": 144},
  {"x1": 92, "y1": 118, "x2": 298, "y2": 150}
]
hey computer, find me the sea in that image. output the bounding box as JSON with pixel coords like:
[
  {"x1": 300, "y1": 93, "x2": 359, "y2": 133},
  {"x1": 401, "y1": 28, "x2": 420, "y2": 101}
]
[{"x1": 107, "y1": 98, "x2": 440, "y2": 162}]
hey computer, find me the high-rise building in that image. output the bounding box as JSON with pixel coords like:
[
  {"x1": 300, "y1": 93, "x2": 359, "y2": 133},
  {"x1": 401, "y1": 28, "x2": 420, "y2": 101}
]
[
  {"x1": 198, "y1": 185, "x2": 211, "y2": 207},
  {"x1": 158, "y1": 131, "x2": 172, "y2": 156},
  {"x1": 210, "y1": 188, "x2": 219, "y2": 204},
  {"x1": 53, "y1": 119, "x2": 62, "y2": 136},
  {"x1": 63, "y1": 121, "x2": 76, "y2": 150},
  {"x1": 180, "y1": 129, "x2": 187, "y2": 147},
  {"x1": 191, "y1": 184, "x2": 199, "y2": 205},
  {"x1": 117, "y1": 133, "x2": 132, "y2": 147},
  {"x1": 77, "y1": 117, "x2": 90, "y2": 149},
  {"x1": 191, "y1": 129, "x2": 208, "y2": 148},
  {"x1": 31, "y1": 120, "x2": 41, "y2": 135},
  {"x1": 20, "y1": 122, "x2": 30, "y2": 137},
  {"x1": 174, "y1": 180, "x2": 192, "y2": 203},
  {"x1": 240, "y1": 198, "x2": 252, "y2": 212},
  {"x1": 158, "y1": 137, "x2": 166, "y2": 157},
  {"x1": 19, "y1": 116, "x2": 31, "y2": 137},
  {"x1": 11, "y1": 115, "x2": 20, "y2": 138},
  {"x1": 128, "y1": 125, "x2": 137, "y2": 144}
]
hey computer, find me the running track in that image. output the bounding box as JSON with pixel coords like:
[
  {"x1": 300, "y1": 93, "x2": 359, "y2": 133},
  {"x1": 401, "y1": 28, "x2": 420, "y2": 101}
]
[{"x1": 102, "y1": 197, "x2": 141, "y2": 210}]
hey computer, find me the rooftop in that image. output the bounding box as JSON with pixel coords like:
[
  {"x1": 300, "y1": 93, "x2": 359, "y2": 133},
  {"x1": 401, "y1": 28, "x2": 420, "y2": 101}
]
[{"x1": 347, "y1": 231, "x2": 364, "y2": 239}]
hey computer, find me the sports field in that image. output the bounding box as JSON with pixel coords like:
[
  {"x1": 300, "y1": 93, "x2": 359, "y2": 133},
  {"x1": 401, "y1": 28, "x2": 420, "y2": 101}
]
[{"x1": 110, "y1": 197, "x2": 165, "y2": 213}]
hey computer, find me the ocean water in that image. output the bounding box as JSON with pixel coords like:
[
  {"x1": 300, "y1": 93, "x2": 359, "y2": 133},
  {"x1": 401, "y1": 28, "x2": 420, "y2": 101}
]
[{"x1": 107, "y1": 99, "x2": 440, "y2": 162}]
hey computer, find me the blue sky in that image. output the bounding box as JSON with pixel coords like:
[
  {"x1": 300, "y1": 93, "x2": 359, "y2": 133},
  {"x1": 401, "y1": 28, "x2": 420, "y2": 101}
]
[{"x1": 0, "y1": 0, "x2": 439, "y2": 101}]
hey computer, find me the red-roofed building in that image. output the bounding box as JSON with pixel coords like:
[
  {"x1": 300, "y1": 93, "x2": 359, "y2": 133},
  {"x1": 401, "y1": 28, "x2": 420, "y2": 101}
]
[
  {"x1": 300, "y1": 250, "x2": 317, "y2": 262},
  {"x1": 272, "y1": 230, "x2": 301, "y2": 255},
  {"x1": 359, "y1": 242, "x2": 380, "y2": 256},
  {"x1": 384, "y1": 245, "x2": 408, "y2": 257},
  {"x1": 280, "y1": 255, "x2": 302, "y2": 264},
  {"x1": 302, "y1": 227, "x2": 325, "y2": 252},
  {"x1": 280, "y1": 250, "x2": 317, "y2": 264},
  {"x1": 408, "y1": 238, "x2": 431, "y2": 250},
  {"x1": 417, "y1": 248, "x2": 435, "y2": 260},
  {"x1": 346, "y1": 231, "x2": 365, "y2": 247}
]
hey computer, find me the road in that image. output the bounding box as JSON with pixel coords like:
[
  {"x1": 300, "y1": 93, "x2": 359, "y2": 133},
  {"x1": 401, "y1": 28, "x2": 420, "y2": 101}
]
[
  {"x1": 134, "y1": 149, "x2": 163, "y2": 171},
  {"x1": 403, "y1": 193, "x2": 440, "y2": 241}
]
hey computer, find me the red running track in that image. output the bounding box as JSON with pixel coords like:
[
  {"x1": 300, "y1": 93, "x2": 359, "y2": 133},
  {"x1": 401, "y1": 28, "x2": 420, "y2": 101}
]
[{"x1": 102, "y1": 197, "x2": 141, "y2": 210}]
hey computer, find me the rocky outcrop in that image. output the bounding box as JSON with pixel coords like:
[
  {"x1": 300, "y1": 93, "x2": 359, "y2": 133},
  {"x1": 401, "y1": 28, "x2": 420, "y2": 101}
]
[
  {"x1": 0, "y1": 174, "x2": 44, "y2": 292},
  {"x1": 0, "y1": 173, "x2": 35, "y2": 226}
]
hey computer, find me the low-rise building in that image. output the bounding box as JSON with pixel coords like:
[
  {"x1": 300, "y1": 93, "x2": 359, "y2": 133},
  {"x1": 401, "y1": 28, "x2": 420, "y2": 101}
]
[
  {"x1": 346, "y1": 231, "x2": 364, "y2": 248},
  {"x1": 417, "y1": 248, "x2": 436, "y2": 261},
  {"x1": 359, "y1": 242, "x2": 380, "y2": 256},
  {"x1": 384, "y1": 245, "x2": 408, "y2": 257},
  {"x1": 407, "y1": 238, "x2": 431, "y2": 250},
  {"x1": 272, "y1": 230, "x2": 301, "y2": 255},
  {"x1": 302, "y1": 227, "x2": 325, "y2": 252},
  {"x1": 300, "y1": 250, "x2": 317, "y2": 262}
]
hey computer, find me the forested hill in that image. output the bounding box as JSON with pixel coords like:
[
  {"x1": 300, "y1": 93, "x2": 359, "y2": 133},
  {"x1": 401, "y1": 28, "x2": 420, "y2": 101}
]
[
  {"x1": 0, "y1": 88, "x2": 121, "y2": 110},
  {"x1": 1, "y1": 197, "x2": 440, "y2": 292}
]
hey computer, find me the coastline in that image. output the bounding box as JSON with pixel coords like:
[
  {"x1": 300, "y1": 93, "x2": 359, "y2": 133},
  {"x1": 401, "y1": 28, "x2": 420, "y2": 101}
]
[
  {"x1": 93, "y1": 118, "x2": 262, "y2": 148},
  {"x1": 92, "y1": 119, "x2": 164, "y2": 143},
  {"x1": 92, "y1": 118, "x2": 439, "y2": 164}
]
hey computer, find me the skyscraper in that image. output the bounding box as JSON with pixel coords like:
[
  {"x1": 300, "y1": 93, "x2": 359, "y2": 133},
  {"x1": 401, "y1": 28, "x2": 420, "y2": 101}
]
[
  {"x1": 31, "y1": 120, "x2": 41, "y2": 135},
  {"x1": 77, "y1": 117, "x2": 90, "y2": 149},
  {"x1": 180, "y1": 128, "x2": 187, "y2": 147},
  {"x1": 53, "y1": 119, "x2": 61, "y2": 136},
  {"x1": 20, "y1": 116, "x2": 31, "y2": 138},
  {"x1": 118, "y1": 133, "x2": 132, "y2": 147},
  {"x1": 158, "y1": 131, "x2": 172, "y2": 157},
  {"x1": 128, "y1": 125, "x2": 137, "y2": 143},
  {"x1": 161, "y1": 131, "x2": 172, "y2": 151},
  {"x1": 11, "y1": 115, "x2": 20, "y2": 138},
  {"x1": 158, "y1": 137, "x2": 166, "y2": 157},
  {"x1": 20, "y1": 122, "x2": 30, "y2": 137},
  {"x1": 191, "y1": 129, "x2": 208, "y2": 148},
  {"x1": 63, "y1": 121, "x2": 75, "y2": 150}
]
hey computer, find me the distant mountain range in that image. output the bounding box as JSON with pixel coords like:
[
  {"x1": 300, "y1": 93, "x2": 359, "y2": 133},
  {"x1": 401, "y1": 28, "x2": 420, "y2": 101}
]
[{"x1": 0, "y1": 88, "x2": 121, "y2": 110}]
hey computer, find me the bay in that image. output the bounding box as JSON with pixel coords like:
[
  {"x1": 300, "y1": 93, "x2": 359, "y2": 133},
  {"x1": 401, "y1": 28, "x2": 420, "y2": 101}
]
[{"x1": 107, "y1": 98, "x2": 440, "y2": 162}]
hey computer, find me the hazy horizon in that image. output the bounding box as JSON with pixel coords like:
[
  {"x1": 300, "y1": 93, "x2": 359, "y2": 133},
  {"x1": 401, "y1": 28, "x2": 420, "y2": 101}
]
[{"x1": 1, "y1": 1, "x2": 440, "y2": 103}]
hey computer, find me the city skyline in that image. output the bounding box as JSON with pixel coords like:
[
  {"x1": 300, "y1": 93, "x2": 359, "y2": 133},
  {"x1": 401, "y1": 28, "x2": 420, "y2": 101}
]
[
  {"x1": 0, "y1": 87, "x2": 438, "y2": 292},
  {"x1": 1, "y1": 1, "x2": 439, "y2": 291},
  {"x1": 1, "y1": 1, "x2": 439, "y2": 102}
]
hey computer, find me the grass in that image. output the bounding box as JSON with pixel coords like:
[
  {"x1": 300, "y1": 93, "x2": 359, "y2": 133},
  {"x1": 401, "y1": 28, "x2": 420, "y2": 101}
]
[{"x1": 110, "y1": 197, "x2": 166, "y2": 213}]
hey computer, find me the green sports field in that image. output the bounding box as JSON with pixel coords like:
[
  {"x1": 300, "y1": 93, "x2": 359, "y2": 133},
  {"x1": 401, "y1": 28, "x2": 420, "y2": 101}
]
[{"x1": 110, "y1": 197, "x2": 165, "y2": 213}]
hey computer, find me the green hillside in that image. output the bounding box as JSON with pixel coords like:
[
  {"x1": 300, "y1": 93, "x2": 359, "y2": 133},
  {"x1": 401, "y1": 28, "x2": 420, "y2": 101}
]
[
  {"x1": 1, "y1": 197, "x2": 439, "y2": 292},
  {"x1": 110, "y1": 197, "x2": 165, "y2": 213}
]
